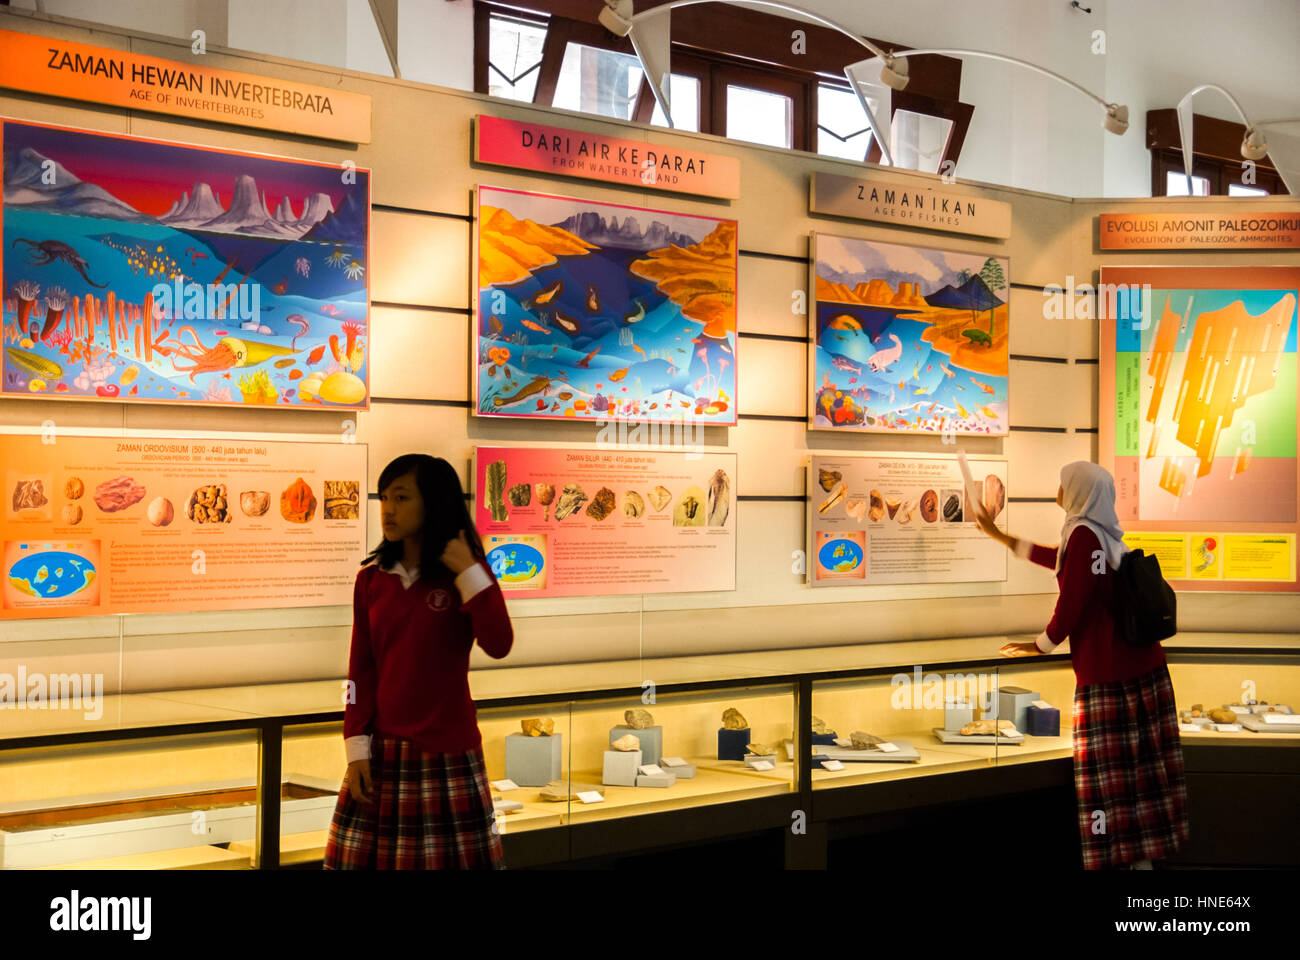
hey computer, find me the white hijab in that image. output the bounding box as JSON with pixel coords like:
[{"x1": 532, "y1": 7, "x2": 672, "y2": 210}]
[{"x1": 1057, "y1": 461, "x2": 1129, "y2": 574}]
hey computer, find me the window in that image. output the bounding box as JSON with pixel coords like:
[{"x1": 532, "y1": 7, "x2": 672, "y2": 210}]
[
  {"x1": 891, "y1": 109, "x2": 954, "y2": 174},
  {"x1": 1228, "y1": 182, "x2": 1270, "y2": 197},
  {"x1": 1147, "y1": 110, "x2": 1289, "y2": 196},
  {"x1": 817, "y1": 82, "x2": 875, "y2": 161},
  {"x1": 650, "y1": 74, "x2": 702, "y2": 132},
  {"x1": 1165, "y1": 171, "x2": 1210, "y2": 196},
  {"x1": 553, "y1": 43, "x2": 643, "y2": 121},
  {"x1": 725, "y1": 84, "x2": 793, "y2": 148},
  {"x1": 485, "y1": 12, "x2": 546, "y2": 103}
]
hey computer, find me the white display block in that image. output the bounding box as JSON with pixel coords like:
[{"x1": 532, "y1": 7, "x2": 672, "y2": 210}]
[{"x1": 602, "y1": 749, "x2": 643, "y2": 787}]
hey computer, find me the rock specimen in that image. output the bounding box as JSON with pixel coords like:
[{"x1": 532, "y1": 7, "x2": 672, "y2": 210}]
[
  {"x1": 895, "y1": 498, "x2": 917, "y2": 524},
  {"x1": 943, "y1": 493, "x2": 963, "y2": 523},
  {"x1": 585, "y1": 486, "x2": 615, "y2": 521},
  {"x1": 623, "y1": 490, "x2": 645, "y2": 518},
  {"x1": 885, "y1": 495, "x2": 901, "y2": 520},
  {"x1": 746, "y1": 743, "x2": 772, "y2": 757},
  {"x1": 507, "y1": 483, "x2": 531, "y2": 507},
  {"x1": 611, "y1": 734, "x2": 641, "y2": 751},
  {"x1": 868, "y1": 489, "x2": 885, "y2": 522},
  {"x1": 536, "y1": 482, "x2": 556, "y2": 520},
  {"x1": 191, "y1": 483, "x2": 233, "y2": 524},
  {"x1": 240, "y1": 490, "x2": 270, "y2": 517},
  {"x1": 520, "y1": 717, "x2": 554, "y2": 737},
  {"x1": 61, "y1": 504, "x2": 82, "y2": 525},
  {"x1": 12, "y1": 479, "x2": 48, "y2": 512},
  {"x1": 983, "y1": 474, "x2": 1006, "y2": 520},
  {"x1": 850, "y1": 731, "x2": 882, "y2": 750},
  {"x1": 818, "y1": 481, "x2": 846, "y2": 515},
  {"x1": 843, "y1": 497, "x2": 867, "y2": 522},
  {"x1": 624, "y1": 708, "x2": 653, "y2": 729},
  {"x1": 147, "y1": 497, "x2": 174, "y2": 527},
  {"x1": 1189, "y1": 703, "x2": 1204, "y2": 718},
  {"x1": 539, "y1": 780, "x2": 603, "y2": 802},
  {"x1": 818, "y1": 468, "x2": 842, "y2": 492},
  {"x1": 810, "y1": 716, "x2": 830, "y2": 735},
  {"x1": 323, "y1": 480, "x2": 360, "y2": 519},
  {"x1": 94, "y1": 476, "x2": 146, "y2": 513},
  {"x1": 485, "y1": 459, "x2": 508, "y2": 522},
  {"x1": 647, "y1": 485, "x2": 672, "y2": 512},
  {"x1": 554, "y1": 483, "x2": 587, "y2": 521},
  {"x1": 279, "y1": 477, "x2": 315, "y2": 523},
  {"x1": 1208, "y1": 707, "x2": 1237, "y2": 724},
  {"x1": 64, "y1": 477, "x2": 84, "y2": 500},
  {"x1": 960, "y1": 718, "x2": 1016, "y2": 736},
  {"x1": 707, "y1": 469, "x2": 730, "y2": 526},
  {"x1": 673, "y1": 486, "x2": 705, "y2": 526},
  {"x1": 722, "y1": 707, "x2": 748, "y2": 729},
  {"x1": 920, "y1": 489, "x2": 939, "y2": 523}
]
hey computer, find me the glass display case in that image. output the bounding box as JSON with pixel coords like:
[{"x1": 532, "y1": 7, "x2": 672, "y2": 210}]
[{"x1": 0, "y1": 636, "x2": 1294, "y2": 869}]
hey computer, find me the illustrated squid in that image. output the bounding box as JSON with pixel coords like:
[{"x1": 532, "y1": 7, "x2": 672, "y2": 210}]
[{"x1": 168, "y1": 332, "x2": 294, "y2": 383}]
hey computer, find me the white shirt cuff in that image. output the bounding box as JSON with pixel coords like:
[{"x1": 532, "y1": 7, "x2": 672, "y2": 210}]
[
  {"x1": 1035, "y1": 630, "x2": 1060, "y2": 653},
  {"x1": 455, "y1": 563, "x2": 494, "y2": 602},
  {"x1": 344, "y1": 734, "x2": 371, "y2": 763},
  {"x1": 1013, "y1": 538, "x2": 1033, "y2": 560}
]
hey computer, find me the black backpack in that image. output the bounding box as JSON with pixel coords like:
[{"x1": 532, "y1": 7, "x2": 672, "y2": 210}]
[{"x1": 1111, "y1": 549, "x2": 1177, "y2": 646}]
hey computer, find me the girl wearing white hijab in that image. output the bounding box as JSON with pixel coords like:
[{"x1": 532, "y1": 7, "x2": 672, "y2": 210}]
[{"x1": 976, "y1": 461, "x2": 1188, "y2": 870}]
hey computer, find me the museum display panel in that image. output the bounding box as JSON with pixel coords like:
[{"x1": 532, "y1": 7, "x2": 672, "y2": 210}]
[{"x1": 0, "y1": 8, "x2": 1297, "y2": 872}]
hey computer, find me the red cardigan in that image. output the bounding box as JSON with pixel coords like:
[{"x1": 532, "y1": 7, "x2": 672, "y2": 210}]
[
  {"x1": 343, "y1": 560, "x2": 514, "y2": 754},
  {"x1": 1029, "y1": 526, "x2": 1166, "y2": 685}
]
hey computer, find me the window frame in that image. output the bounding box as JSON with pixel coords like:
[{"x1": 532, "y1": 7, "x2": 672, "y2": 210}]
[{"x1": 1147, "y1": 109, "x2": 1289, "y2": 196}]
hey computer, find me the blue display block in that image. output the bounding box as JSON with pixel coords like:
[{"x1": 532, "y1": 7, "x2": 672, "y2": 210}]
[
  {"x1": 505, "y1": 733, "x2": 563, "y2": 787},
  {"x1": 811, "y1": 731, "x2": 838, "y2": 745},
  {"x1": 1027, "y1": 704, "x2": 1060, "y2": 736},
  {"x1": 609, "y1": 725, "x2": 662, "y2": 766},
  {"x1": 718, "y1": 727, "x2": 750, "y2": 761}
]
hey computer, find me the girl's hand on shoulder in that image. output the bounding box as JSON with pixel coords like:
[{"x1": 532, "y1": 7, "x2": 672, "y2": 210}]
[{"x1": 440, "y1": 530, "x2": 477, "y2": 575}]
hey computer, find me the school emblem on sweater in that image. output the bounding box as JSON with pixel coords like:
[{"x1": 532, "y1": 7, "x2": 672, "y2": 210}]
[{"x1": 426, "y1": 588, "x2": 452, "y2": 611}]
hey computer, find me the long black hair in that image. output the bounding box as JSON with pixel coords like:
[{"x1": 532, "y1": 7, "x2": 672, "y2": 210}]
[{"x1": 364, "y1": 454, "x2": 487, "y2": 578}]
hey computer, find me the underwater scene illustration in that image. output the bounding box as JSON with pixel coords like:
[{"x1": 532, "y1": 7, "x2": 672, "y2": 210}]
[
  {"x1": 475, "y1": 186, "x2": 737, "y2": 425},
  {"x1": 811, "y1": 234, "x2": 1009, "y2": 436},
  {"x1": 1, "y1": 120, "x2": 369, "y2": 408}
]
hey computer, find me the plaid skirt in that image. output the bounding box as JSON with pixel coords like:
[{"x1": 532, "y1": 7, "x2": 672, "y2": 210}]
[
  {"x1": 323, "y1": 733, "x2": 504, "y2": 870},
  {"x1": 1073, "y1": 664, "x2": 1189, "y2": 869}
]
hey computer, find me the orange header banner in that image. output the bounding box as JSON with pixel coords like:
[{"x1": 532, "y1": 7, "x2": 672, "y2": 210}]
[
  {"x1": 0, "y1": 28, "x2": 371, "y2": 143},
  {"x1": 1099, "y1": 211, "x2": 1300, "y2": 250},
  {"x1": 474, "y1": 115, "x2": 740, "y2": 199}
]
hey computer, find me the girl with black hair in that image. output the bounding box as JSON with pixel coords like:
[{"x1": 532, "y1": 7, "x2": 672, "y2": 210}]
[{"x1": 324, "y1": 454, "x2": 514, "y2": 869}]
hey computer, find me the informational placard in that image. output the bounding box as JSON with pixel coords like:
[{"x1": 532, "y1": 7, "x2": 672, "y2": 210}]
[
  {"x1": 474, "y1": 116, "x2": 740, "y2": 199},
  {"x1": 2, "y1": 434, "x2": 367, "y2": 619},
  {"x1": 1098, "y1": 212, "x2": 1300, "y2": 250},
  {"x1": 1099, "y1": 265, "x2": 1300, "y2": 591},
  {"x1": 808, "y1": 453, "x2": 1008, "y2": 586},
  {"x1": 810, "y1": 172, "x2": 1012, "y2": 239},
  {"x1": 0, "y1": 29, "x2": 371, "y2": 143},
  {"x1": 472, "y1": 446, "x2": 736, "y2": 598},
  {"x1": 2, "y1": 119, "x2": 371, "y2": 409}
]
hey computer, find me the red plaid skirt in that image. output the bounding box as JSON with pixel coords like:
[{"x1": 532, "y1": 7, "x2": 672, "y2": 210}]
[
  {"x1": 323, "y1": 734, "x2": 504, "y2": 870},
  {"x1": 1073, "y1": 664, "x2": 1189, "y2": 869}
]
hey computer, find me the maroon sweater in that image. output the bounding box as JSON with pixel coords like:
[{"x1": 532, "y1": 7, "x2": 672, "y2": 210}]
[
  {"x1": 343, "y1": 560, "x2": 514, "y2": 754},
  {"x1": 1029, "y1": 526, "x2": 1166, "y2": 685}
]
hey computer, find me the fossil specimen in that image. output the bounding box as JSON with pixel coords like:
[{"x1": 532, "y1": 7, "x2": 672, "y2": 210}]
[
  {"x1": 647, "y1": 485, "x2": 672, "y2": 512},
  {"x1": 920, "y1": 489, "x2": 938, "y2": 523},
  {"x1": 818, "y1": 468, "x2": 842, "y2": 492},
  {"x1": 624, "y1": 709, "x2": 654, "y2": 729},
  {"x1": 485, "y1": 459, "x2": 508, "y2": 522},
  {"x1": 960, "y1": 718, "x2": 1016, "y2": 736},
  {"x1": 554, "y1": 483, "x2": 588, "y2": 521},
  {"x1": 611, "y1": 734, "x2": 641, "y2": 751},
  {"x1": 521, "y1": 718, "x2": 554, "y2": 737},
  {"x1": 623, "y1": 490, "x2": 645, "y2": 518},
  {"x1": 722, "y1": 707, "x2": 748, "y2": 729},
  {"x1": 586, "y1": 486, "x2": 615, "y2": 521},
  {"x1": 508, "y1": 483, "x2": 531, "y2": 507},
  {"x1": 983, "y1": 474, "x2": 1006, "y2": 520},
  {"x1": 868, "y1": 489, "x2": 885, "y2": 522},
  {"x1": 707, "y1": 470, "x2": 730, "y2": 526},
  {"x1": 850, "y1": 731, "x2": 883, "y2": 750}
]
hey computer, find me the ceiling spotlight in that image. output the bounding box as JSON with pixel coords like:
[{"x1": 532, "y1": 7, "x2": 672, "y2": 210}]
[
  {"x1": 880, "y1": 55, "x2": 909, "y2": 91},
  {"x1": 1103, "y1": 103, "x2": 1129, "y2": 135},
  {"x1": 599, "y1": 0, "x2": 634, "y2": 36},
  {"x1": 1241, "y1": 126, "x2": 1269, "y2": 160}
]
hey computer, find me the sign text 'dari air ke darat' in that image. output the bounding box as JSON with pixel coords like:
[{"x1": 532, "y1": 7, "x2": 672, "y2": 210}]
[
  {"x1": 0, "y1": 28, "x2": 371, "y2": 143},
  {"x1": 1099, "y1": 212, "x2": 1300, "y2": 250},
  {"x1": 474, "y1": 115, "x2": 740, "y2": 200}
]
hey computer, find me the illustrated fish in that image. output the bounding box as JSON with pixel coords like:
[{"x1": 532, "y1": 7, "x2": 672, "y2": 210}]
[
  {"x1": 831, "y1": 356, "x2": 861, "y2": 375},
  {"x1": 897, "y1": 379, "x2": 905, "y2": 390},
  {"x1": 551, "y1": 345, "x2": 559, "y2": 356},
  {"x1": 493, "y1": 376, "x2": 554, "y2": 408},
  {"x1": 272, "y1": 278, "x2": 288, "y2": 295},
  {"x1": 970, "y1": 376, "x2": 995, "y2": 394},
  {"x1": 957, "y1": 403, "x2": 970, "y2": 418},
  {"x1": 720, "y1": 343, "x2": 732, "y2": 354},
  {"x1": 981, "y1": 405, "x2": 996, "y2": 418},
  {"x1": 632, "y1": 344, "x2": 646, "y2": 357},
  {"x1": 955, "y1": 384, "x2": 965, "y2": 391},
  {"x1": 307, "y1": 344, "x2": 326, "y2": 365},
  {"x1": 489, "y1": 315, "x2": 503, "y2": 334},
  {"x1": 848, "y1": 377, "x2": 857, "y2": 384},
  {"x1": 553, "y1": 310, "x2": 579, "y2": 335},
  {"x1": 609, "y1": 367, "x2": 630, "y2": 382},
  {"x1": 912, "y1": 362, "x2": 920, "y2": 379},
  {"x1": 558, "y1": 392, "x2": 573, "y2": 401},
  {"x1": 914, "y1": 387, "x2": 930, "y2": 395},
  {"x1": 926, "y1": 364, "x2": 932, "y2": 372},
  {"x1": 575, "y1": 346, "x2": 601, "y2": 369},
  {"x1": 529, "y1": 280, "x2": 562, "y2": 308},
  {"x1": 585, "y1": 284, "x2": 601, "y2": 313},
  {"x1": 940, "y1": 363, "x2": 955, "y2": 378},
  {"x1": 622, "y1": 299, "x2": 646, "y2": 324},
  {"x1": 521, "y1": 319, "x2": 551, "y2": 334}
]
